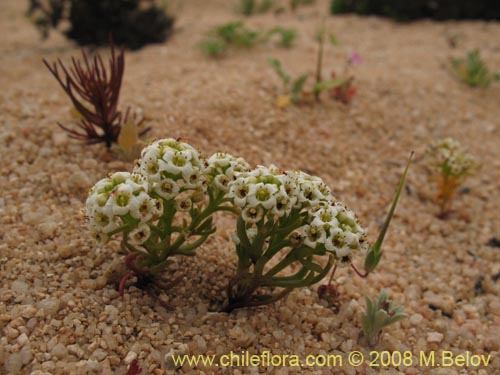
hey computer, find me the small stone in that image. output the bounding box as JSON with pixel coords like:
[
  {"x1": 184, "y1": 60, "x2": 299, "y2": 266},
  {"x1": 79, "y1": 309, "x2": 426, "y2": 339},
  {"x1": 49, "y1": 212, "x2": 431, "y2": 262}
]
[
  {"x1": 12, "y1": 280, "x2": 28, "y2": 294},
  {"x1": 17, "y1": 333, "x2": 29, "y2": 346},
  {"x1": 409, "y1": 314, "x2": 423, "y2": 325},
  {"x1": 38, "y1": 221, "x2": 58, "y2": 240},
  {"x1": 52, "y1": 132, "x2": 68, "y2": 146},
  {"x1": 22, "y1": 206, "x2": 51, "y2": 226},
  {"x1": 5, "y1": 352, "x2": 23, "y2": 373},
  {"x1": 427, "y1": 332, "x2": 444, "y2": 343},
  {"x1": 424, "y1": 292, "x2": 455, "y2": 317},
  {"x1": 84, "y1": 360, "x2": 102, "y2": 373},
  {"x1": 91, "y1": 348, "x2": 108, "y2": 361},
  {"x1": 37, "y1": 299, "x2": 61, "y2": 317},
  {"x1": 124, "y1": 351, "x2": 137, "y2": 364},
  {"x1": 21, "y1": 306, "x2": 37, "y2": 319},
  {"x1": 68, "y1": 171, "x2": 90, "y2": 190},
  {"x1": 67, "y1": 344, "x2": 85, "y2": 359},
  {"x1": 20, "y1": 345, "x2": 33, "y2": 365},
  {"x1": 104, "y1": 305, "x2": 119, "y2": 320},
  {"x1": 6, "y1": 326, "x2": 19, "y2": 339},
  {"x1": 51, "y1": 343, "x2": 68, "y2": 359},
  {"x1": 193, "y1": 335, "x2": 207, "y2": 352}
]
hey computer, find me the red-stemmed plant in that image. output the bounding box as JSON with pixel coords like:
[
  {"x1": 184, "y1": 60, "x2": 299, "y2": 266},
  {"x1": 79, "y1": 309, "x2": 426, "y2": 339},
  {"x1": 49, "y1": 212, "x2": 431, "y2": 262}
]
[{"x1": 43, "y1": 43, "x2": 149, "y2": 149}]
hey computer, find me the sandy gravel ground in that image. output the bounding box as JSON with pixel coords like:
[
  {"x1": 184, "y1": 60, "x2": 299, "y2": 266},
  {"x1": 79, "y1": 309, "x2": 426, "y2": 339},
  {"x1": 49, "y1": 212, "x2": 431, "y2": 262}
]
[{"x1": 1, "y1": 0, "x2": 499, "y2": 374}]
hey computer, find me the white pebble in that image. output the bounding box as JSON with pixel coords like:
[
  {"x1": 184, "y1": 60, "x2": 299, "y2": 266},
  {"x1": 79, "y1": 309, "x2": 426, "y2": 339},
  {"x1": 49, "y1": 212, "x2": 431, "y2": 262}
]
[
  {"x1": 427, "y1": 332, "x2": 444, "y2": 343},
  {"x1": 51, "y1": 343, "x2": 68, "y2": 359},
  {"x1": 37, "y1": 299, "x2": 61, "y2": 317},
  {"x1": 5, "y1": 352, "x2": 23, "y2": 373},
  {"x1": 91, "y1": 348, "x2": 108, "y2": 361},
  {"x1": 409, "y1": 313, "x2": 423, "y2": 325},
  {"x1": 124, "y1": 351, "x2": 137, "y2": 364},
  {"x1": 17, "y1": 333, "x2": 29, "y2": 346},
  {"x1": 12, "y1": 280, "x2": 28, "y2": 294}
]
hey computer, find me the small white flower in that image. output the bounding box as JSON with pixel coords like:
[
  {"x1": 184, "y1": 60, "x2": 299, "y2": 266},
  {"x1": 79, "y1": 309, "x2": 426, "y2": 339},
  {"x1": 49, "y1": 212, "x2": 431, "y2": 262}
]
[
  {"x1": 175, "y1": 197, "x2": 192, "y2": 212},
  {"x1": 242, "y1": 206, "x2": 264, "y2": 223},
  {"x1": 214, "y1": 174, "x2": 231, "y2": 191},
  {"x1": 91, "y1": 230, "x2": 109, "y2": 244},
  {"x1": 272, "y1": 193, "x2": 292, "y2": 217},
  {"x1": 128, "y1": 223, "x2": 151, "y2": 245},
  {"x1": 129, "y1": 192, "x2": 155, "y2": 222},
  {"x1": 153, "y1": 178, "x2": 180, "y2": 200},
  {"x1": 303, "y1": 224, "x2": 326, "y2": 248},
  {"x1": 111, "y1": 184, "x2": 133, "y2": 215},
  {"x1": 247, "y1": 183, "x2": 278, "y2": 209},
  {"x1": 184, "y1": 170, "x2": 204, "y2": 189},
  {"x1": 229, "y1": 180, "x2": 250, "y2": 207}
]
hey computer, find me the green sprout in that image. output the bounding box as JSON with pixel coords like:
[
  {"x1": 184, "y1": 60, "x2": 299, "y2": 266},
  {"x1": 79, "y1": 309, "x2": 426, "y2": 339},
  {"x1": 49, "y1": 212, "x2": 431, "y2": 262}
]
[
  {"x1": 266, "y1": 27, "x2": 298, "y2": 48},
  {"x1": 237, "y1": 0, "x2": 275, "y2": 16},
  {"x1": 451, "y1": 50, "x2": 500, "y2": 88},
  {"x1": 200, "y1": 22, "x2": 298, "y2": 58},
  {"x1": 363, "y1": 152, "x2": 412, "y2": 275},
  {"x1": 312, "y1": 26, "x2": 349, "y2": 101},
  {"x1": 361, "y1": 290, "x2": 407, "y2": 346},
  {"x1": 268, "y1": 58, "x2": 308, "y2": 105},
  {"x1": 214, "y1": 22, "x2": 261, "y2": 48},
  {"x1": 198, "y1": 38, "x2": 227, "y2": 58}
]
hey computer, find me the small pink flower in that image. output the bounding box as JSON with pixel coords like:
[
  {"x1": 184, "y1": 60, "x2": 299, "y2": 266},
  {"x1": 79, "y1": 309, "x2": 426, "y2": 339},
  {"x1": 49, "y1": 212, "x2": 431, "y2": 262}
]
[{"x1": 349, "y1": 50, "x2": 362, "y2": 65}]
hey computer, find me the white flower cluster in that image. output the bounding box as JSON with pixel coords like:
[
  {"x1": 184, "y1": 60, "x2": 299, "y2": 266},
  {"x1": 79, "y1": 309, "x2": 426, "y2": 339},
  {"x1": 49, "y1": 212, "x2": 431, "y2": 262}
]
[
  {"x1": 206, "y1": 152, "x2": 250, "y2": 192},
  {"x1": 134, "y1": 139, "x2": 207, "y2": 200},
  {"x1": 228, "y1": 165, "x2": 297, "y2": 221},
  {"x1": 227, "y1": 164, "x2": 368, "y2": 263},
  {"x1": 287, "y1": 170, "x2": 334, "y2": 208},
  {"x1": 302, "y1": 201, "x2": 368, "y2": 264},
  {"x1": 86, "y1": 172, "x2": 162, "y2": 244},
  {"x1": 430, "y1": 138, "x2": 477, "y2": 177}
]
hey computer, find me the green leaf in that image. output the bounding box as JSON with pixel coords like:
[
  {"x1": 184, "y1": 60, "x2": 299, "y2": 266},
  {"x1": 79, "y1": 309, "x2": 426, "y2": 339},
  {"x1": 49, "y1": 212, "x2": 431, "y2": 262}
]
[
  {"x1": 237, "y1": 216, "x2": 252, "y2": 250},
  {"x1": 291, "y1": 74, "x2": 308, "y2": 103},
  {"x1": 313, "y1": 78, "x2": 346, "y2": 93},
  {"x1": 300, "y1": 259, "x2": 323, "y2": 273},
  {"x1": 385, "y1": 313, "x2": 408, "y2": 326},
  {"x1": 268, "y1": 58, "x2": 291, "y2": 86},
  {"x1": 328, "y1": 32, "x2": 339, "y2": 45},
  {"x1": 365, "y1": 152, "x2": 413, "y2": 273}
]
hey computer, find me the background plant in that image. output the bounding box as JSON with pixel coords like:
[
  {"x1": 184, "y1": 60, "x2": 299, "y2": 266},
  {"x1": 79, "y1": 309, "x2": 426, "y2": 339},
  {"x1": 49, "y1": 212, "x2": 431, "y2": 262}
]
[
  {"x1": 451, "y1": 50, "x2": 500, "y2": 88},
  {"x1": 199, "y1": 22, "x2": 297, "y2": 58},
  {"x1": 268, "y1": 58, "x2": 309, "y2": 106},
  {"x1": 44, "y1": 44, "x2": 150, "y2": 149},
  {"x1": 237, "y1": 0, "x2": 275, "y2": 16},
  {"x1": 361, "y1": 289, "x2": 407, "y2": 346},
  {"x1": 427, "y1": 138, "x2": 477, "y2": 218},
  {"x1": 267, "y1": 27, "x2": 298, "y2": 48},
  {"x1": 86, "y1": 139, "x2": 249, "y2": 298},
  {"x1": 313, "y1": 27, "x2": 360, "y2": 103},
  {"x1": 27, "y1": 0, "x2": 174, "y2": 50},
  {"x1": 268, "y1": 29, "x2": 359, "y2": 107},
  {"x1": 289, "y1": 0, "x2": 316, "y2": 12}
]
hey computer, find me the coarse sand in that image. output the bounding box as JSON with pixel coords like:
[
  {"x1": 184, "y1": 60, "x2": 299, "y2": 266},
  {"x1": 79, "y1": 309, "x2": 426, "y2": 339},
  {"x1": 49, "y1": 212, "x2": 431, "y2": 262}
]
[{"x1": 0, "y1": 0, "x2": 499, "y2": 374}]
